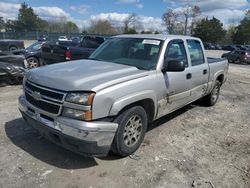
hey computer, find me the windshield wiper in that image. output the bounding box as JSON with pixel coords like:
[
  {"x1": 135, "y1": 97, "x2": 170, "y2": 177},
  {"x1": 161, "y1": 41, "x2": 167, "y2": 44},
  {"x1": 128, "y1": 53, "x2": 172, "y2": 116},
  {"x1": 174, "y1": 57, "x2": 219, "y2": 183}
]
[{"x1": 114, "y1": 62, "x2": 147, "y2": 70}]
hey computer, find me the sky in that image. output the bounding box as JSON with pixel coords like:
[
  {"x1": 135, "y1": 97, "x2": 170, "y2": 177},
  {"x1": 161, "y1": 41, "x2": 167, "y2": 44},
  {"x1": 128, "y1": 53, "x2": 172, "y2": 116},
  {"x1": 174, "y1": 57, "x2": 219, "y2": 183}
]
[{"x1": 0, "y1": 0, "x2": 249, "y2": 31}]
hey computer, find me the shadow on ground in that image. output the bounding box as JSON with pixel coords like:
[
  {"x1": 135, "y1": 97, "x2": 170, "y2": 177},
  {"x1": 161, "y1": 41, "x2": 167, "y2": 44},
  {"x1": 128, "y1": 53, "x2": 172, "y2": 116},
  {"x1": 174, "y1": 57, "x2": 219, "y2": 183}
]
[
  {"x1": 5, "y1": 103, "x2": 198, "y2": 167},
  {"x1": 5, "y1": 118, "x2": 99, "y2": 169},
  {"x1": 148, "y1": 104, "x2": 195, "y2": 132}
]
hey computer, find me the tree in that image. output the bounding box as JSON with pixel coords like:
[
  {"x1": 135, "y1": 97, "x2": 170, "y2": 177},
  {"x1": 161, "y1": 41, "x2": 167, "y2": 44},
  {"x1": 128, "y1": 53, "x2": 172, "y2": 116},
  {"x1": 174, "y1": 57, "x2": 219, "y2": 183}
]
[
  {"x1": 16, "y1": 2, "x2": 47, "y2": 31},
  {"x1": 193, "y1": 17, "x2": 226, "y2": 43},
  {"x1": 65, "y1": 21, "x2": 79, "y2": 33},
  {"x1": 222, "y1": 25, "x2": 237, "y2": 44},
  {"x1": 181, "y1": 5, "x2": 201, "y2": 35},
  {"x1": 124, "y1": 28, "x2": 137, "y2": 34},
  {"x1": 162, "y1": 9, "x2": 179, "y2": 34},
  {"x1": 123, "y1": 13, "x2": 136, "y2": 33},
  {"x1": 123, "y1": 13, "x2": 141, "y2": 33},
  {"x1": 163, "y1": 5, "x2": 201, "y2": 35},
  {"x1": 0, "y1": 17, "x2": 4, "y2": 31},
  {"x1": 233, "y1": 10, "x2": 250, "y2": 44},
  {"x1": 4, "y1": 20, "x2": 18, "y2": 32},
  {"x1": 46, "y1": 17, "x2": 79, "y2": 33},
  {"x1": 88, "y1": 20, "x2": 117, "y2": 34}
]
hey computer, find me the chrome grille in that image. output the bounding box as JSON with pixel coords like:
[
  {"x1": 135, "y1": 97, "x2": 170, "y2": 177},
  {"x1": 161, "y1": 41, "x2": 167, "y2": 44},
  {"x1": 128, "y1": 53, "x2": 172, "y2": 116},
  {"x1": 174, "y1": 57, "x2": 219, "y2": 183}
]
[{"x1": 24, "y1": 80, "x2": 66, "y2": 115}]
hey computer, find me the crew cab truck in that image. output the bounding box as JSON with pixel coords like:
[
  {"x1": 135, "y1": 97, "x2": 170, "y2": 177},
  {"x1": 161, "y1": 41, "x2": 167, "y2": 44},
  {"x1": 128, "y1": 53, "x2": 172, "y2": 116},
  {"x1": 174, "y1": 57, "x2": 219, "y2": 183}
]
[{"x1": 19, "y1": 34, "x2": 228, "y2": 157}]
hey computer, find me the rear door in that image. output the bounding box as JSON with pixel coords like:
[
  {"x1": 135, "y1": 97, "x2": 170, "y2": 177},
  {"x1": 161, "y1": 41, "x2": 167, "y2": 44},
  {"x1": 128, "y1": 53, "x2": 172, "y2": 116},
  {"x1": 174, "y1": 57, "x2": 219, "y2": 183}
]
[{"x1": 186, "y1": 39, "x2": 209, "y2": 101}]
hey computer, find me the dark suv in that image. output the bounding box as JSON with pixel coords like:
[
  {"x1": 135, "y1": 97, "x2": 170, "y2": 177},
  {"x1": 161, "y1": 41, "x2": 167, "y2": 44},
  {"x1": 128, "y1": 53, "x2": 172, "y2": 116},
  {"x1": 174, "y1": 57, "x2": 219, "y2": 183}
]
[{"x1": 222, "y1": 50, "x2": 250, "y2": 64}]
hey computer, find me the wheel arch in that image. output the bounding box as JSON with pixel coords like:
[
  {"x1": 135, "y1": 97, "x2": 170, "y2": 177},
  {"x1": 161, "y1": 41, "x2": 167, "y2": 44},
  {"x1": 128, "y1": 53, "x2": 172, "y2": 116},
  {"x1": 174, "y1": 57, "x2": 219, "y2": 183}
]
[
  {"x1": 109, "y1": 91, "x2": 157, "y2": 123},
  {"x1": 216, "y1": 74, "x2": 224, "y2": 85},
  {"x1": 8, "y1": 45, "x2": 18, "y2": 50}
]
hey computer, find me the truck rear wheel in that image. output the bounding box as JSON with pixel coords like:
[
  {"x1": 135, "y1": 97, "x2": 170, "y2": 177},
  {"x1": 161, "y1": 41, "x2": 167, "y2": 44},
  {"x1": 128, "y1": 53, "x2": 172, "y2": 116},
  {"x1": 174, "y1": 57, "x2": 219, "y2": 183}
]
[
  {"x1": 203, "y1": 80, "x2": 221, "y2": 106},
  {"x1": 9, "y1": 46, "x2": 17, "y2": 51},
  {"x1": 111, "y1": 106, "x2": 148, "y2": 156}
]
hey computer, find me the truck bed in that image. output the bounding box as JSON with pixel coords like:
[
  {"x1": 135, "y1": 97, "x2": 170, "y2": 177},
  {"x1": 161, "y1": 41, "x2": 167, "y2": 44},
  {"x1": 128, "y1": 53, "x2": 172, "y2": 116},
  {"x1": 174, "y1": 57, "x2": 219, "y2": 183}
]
[{"x1": 207, "y1": 57, "x2": 226, "y2": 64}]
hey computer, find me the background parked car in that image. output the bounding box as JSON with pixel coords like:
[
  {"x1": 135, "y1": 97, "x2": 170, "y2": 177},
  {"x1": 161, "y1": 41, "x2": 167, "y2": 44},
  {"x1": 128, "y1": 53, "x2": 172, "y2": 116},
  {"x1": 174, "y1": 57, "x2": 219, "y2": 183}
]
[
  {"x1": 0, "y1": 40, "x2": 24, "y2": 51},
  {"x1": 12, "y1": 41, "x2": 46, "y2": 69},
  {"x1": 214, "y1": 44, "x2": 222, "y2": 50},
  {"x1": 222, "y1": 45, "x2": 239, "y2": 51},
  {"x1": 41, "y1": 36, "x2": 106, "y2": 65},
  {"x1": 58, "y1": 36, "x2": 68, "y2": 41},
  {"x1": 236, "y1": 45, "x2": 248, "y2": 50},
  {"x1": 244, "y1": 45, "x2": 250, "y2": 50},
  {"x1": 221, "y1": 50, "x2": 250, "y2": 64},
  {"x1": 203, "y1": 42, "x2": 216, "y2": 50},
  {"x1": 38, "y1": 35, "x2": 48, "y2": 42},
  {"x1": 71, "y1": 37, "x2": 81, "y2": 43}
]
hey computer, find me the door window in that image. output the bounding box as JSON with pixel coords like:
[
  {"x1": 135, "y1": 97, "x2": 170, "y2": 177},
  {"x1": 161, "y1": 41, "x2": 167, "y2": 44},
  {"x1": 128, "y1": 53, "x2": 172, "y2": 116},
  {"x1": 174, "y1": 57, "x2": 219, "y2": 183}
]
[
  {"x1": 187, "y1": 40, "x2": 205, "y2": 66},
  {"x1": 164, "y1": 40, "x2": 188, "y2": 67}
]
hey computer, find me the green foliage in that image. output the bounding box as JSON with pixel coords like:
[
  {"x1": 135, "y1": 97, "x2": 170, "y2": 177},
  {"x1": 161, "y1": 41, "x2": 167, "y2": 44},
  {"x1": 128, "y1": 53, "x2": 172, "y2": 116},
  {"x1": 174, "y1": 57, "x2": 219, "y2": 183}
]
[
  {"x1": 88, "y1": 20, "x2": 117, "y2": 34},
  {"x1": 16, "y1": 2, "x2": 47, "y2": 31},
  {"x1": 1, "y1": 2, "x2": 79, "y2": 33},
  {"x1": 221, "y1": 25, "x2": 237, "y2": 44},
  {"x1": 193, "y1": 17, "x2": 226, "y2": 43},
  {"x1": 124, "y1": 28, "x2": 137, "y2": 34},
  {"x1": 233, "y1": 10, "x2": 250, "y2": 44}
]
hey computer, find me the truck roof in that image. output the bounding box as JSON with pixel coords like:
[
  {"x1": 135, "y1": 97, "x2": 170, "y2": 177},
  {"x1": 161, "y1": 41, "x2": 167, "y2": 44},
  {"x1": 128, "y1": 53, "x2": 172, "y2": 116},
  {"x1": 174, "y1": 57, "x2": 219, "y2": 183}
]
[{"x1": 113, "y1": 34, "x2": 200, "y2": 41}]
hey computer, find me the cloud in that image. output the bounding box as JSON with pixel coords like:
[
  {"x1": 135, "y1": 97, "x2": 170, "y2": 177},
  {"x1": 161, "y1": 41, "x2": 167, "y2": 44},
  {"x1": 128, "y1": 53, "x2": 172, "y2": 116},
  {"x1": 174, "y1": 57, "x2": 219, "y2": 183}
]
[
  {"x1": 117, "y1": 0, "x2": 143, "y2": 9},
  {"x1": 203, "y1": 9, "x2": 245, "y2": 27},
  {"x1": 163, "y1": 0, "x2": 248, "y2": 11},
  {"x1": 136, "y1": 3, "x2": 144, "y2": 9},
  {"x1": 70, "y1": 4, "x2": 90, "y2": 15},
  {"x1": 34, "y1": 7, "x2": 70, "y2": 20},
  {"x1": 163, "y1": 0, "x2": 249, "y2": 26},
  {"x1": 90, "y1": 12, "x2": 130, "y2": 27},
  {"x1": 0, "y1": 2, "x2": 70, "y2": 21},
  {"x1": 89, "y1": 12, "x2": 163, "y2": 31},
  {"x1": 0, "y1": 2, "x2": 20, "y2": 20}
]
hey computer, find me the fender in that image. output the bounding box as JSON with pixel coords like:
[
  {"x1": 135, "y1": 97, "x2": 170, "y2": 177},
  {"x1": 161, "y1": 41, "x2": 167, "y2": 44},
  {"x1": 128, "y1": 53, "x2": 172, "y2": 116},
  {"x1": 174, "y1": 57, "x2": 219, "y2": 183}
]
[
  {"x1": 207, "y1": 70, "x2": 224, "y2": 94},
  {"x1": 109, "y1": 90, "x2": 158, "y2": 118}
]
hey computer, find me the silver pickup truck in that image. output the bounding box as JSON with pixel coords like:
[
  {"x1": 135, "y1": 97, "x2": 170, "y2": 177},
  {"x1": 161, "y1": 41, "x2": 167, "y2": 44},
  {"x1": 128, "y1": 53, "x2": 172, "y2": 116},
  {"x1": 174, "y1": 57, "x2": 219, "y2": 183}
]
[{"x1": 19, "y1": 34, "x2": 228, "y2": 157}]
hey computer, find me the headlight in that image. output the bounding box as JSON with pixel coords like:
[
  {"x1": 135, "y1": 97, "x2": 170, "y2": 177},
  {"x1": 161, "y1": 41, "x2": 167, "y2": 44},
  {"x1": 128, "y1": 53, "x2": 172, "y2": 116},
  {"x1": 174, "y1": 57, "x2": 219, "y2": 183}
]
[
  {"x1": 62, "y1": 107, "x2": 92, "y2": 121},
  {"x1": 65, "y1": 92, "x2": 95, "y2": 105}
]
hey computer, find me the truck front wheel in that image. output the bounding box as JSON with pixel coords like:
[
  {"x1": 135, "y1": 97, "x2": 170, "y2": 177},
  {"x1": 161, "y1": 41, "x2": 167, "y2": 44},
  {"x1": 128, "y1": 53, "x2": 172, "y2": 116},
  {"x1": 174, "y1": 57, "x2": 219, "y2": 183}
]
[{"x1": 111, "y1": 106, "x2": 148, "y2": 156}]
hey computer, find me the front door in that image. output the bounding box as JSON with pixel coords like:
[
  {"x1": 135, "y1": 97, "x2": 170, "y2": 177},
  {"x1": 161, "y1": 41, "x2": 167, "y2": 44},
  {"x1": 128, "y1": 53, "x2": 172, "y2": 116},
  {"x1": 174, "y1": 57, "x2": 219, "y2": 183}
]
[{"x1": 159, "y1": 39, "x2": 193, "y2": 117}]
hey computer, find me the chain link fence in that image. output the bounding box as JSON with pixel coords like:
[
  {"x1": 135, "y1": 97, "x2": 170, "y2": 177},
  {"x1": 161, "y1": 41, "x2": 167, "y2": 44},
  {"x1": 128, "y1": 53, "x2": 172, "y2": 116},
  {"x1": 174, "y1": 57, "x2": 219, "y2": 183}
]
[{"x1": 0, "y1": 31, "x2": 83, "y2": 41}]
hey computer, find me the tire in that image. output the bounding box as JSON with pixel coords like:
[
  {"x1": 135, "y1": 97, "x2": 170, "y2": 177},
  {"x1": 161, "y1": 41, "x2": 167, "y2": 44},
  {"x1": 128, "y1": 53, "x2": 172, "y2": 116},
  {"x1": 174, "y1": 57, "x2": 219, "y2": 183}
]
[
  {"x1": 111, "y1": 106, "x2": 148, "y2": 156},
  {"x1": 9, "y1": 46, "x2": 17, "y2": 51},
  {"x1": 235, "y1": 58, "x2": 241, "y2": 64},
  {"x1": 26, "y1": 57, "x2": 40, "y2": 69},
  {"x1": 203, "y1": 80, "x2": 221, "y2": 106}
]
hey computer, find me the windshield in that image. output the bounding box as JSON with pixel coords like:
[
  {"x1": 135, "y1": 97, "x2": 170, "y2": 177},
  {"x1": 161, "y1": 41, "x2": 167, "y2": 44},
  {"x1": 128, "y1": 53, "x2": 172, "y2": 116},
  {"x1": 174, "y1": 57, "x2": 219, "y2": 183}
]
[
  {"x1": 27, "y1": 42, "x2": 42, "y2": 50},
  {"x1": 89, "y1": 38, "x2": 163, "y2": 70}
]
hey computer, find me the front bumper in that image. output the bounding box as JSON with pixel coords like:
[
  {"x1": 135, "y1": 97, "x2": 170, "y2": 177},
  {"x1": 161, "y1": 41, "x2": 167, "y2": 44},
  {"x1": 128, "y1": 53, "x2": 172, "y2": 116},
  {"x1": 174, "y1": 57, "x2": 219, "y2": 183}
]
[{"x1": 19, "y1": 95, "x2": 118, "y2": 157}]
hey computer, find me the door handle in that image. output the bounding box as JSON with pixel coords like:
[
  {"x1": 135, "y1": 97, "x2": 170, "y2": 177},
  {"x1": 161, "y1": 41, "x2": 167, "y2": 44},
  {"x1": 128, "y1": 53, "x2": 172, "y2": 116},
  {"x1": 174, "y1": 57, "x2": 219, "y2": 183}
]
[
  {"x1": 203, "y1": 69, "x2": 207, "y2": 75},
  {"x1": 186, "y1": 73, "x2": 192, "y2": 79}
]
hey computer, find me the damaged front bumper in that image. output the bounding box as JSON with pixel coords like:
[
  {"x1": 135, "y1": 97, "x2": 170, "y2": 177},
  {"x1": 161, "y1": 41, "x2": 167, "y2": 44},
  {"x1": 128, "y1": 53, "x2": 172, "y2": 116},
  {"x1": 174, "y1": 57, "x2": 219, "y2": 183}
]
[{"x1": 19, "y1": 95, "x2": 118, "y2": 157}]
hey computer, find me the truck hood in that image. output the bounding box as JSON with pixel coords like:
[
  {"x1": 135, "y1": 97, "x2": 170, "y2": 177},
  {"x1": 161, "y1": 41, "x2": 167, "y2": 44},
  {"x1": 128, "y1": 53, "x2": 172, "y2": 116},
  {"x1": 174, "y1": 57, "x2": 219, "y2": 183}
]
[{"x1": 26, "y1": 60, "x2": 148, "y2": 91}]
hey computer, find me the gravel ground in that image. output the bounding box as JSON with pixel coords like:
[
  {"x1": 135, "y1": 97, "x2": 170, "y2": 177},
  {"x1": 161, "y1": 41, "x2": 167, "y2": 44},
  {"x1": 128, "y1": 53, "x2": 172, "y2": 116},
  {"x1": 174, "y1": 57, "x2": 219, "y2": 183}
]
[{"x1": 0, "y1": 62, "x2": 250, "y2": 188}]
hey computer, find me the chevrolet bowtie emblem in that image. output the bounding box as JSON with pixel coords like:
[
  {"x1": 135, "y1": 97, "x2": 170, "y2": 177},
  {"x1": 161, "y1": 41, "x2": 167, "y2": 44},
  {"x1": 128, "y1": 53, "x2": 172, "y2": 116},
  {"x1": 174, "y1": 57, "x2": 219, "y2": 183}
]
[{"x1": 32, "y1": 91, "x2": 41, "y2": 101}]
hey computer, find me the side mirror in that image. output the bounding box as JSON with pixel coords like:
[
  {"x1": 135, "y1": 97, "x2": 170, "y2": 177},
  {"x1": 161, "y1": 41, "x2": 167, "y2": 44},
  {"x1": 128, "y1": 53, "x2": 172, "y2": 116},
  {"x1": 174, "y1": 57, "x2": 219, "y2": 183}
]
[{"x1": 162, "y1": 60, "x2": 186, "y2": 73}]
